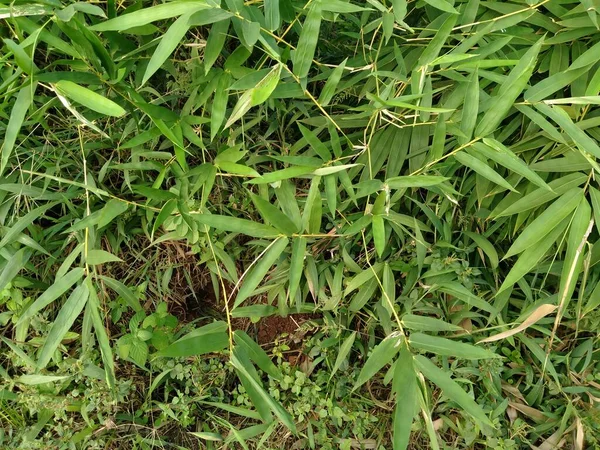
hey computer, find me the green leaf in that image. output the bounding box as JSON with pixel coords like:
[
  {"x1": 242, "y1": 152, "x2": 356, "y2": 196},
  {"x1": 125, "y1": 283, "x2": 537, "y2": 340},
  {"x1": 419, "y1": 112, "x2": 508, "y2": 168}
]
[
  {"x1": 17, "y1": 374, "x2": 71, "y2": 385},
  {"x1": 393, "y1": 345, "x2": 417, "y2": 450},
  {"x1": 409, "y1": 333, "x2": 500, "y2": 360},
  {"x1": 211, "y1": 72, "x2": 231, "y2": 141},
  {"x1": 298, "y1": 124, "x2": 331, "y2": 162},
  {"x1": 250, "y1": 64, "x2": 282, "y2": 106},
  {"x1": 142, "y1": 14, "x2": 191, "y2": 85},
  {"x1": 463, "y1": 231, "x2": 499, "y2": 269},
  {"x1": 156, "y1": 321, "x2": 228, "y2": 358},
  {"x1": 264, "y1": 0, "x2": 280, "y2": 30},
  {"x1": 37, "y1": 284, "x2": 89, "y2": 369},
  {"x1": 402, "y1": 314, "x2": 462, "y2": 332},
  {"x1": 475, "y1": 37, "x2": 543, "y2": 137},
  {"x1": 0, "y1": 248, "x2": 31, "y2": 292},
  {"x1": 249, "y1": 192, "x2": 298, "y2": 235},
  {"x1": 454, "y1": 151, "x2": 516, "y2": 192},
  {"x1": 473, "y1": 140, "x2": 551, "y2": 191},
  {"x1": 293, "y1": 1, "x2": 322, "y2": 79},
  {"x1": 204, "y1": 19, "x2": 230, "y2": 74},
  {"x1": 535, "y1": 103, "x2": 600, "y2": 159},
  {"x1": 423, "y1": 0, "x2": 458, "y2": 14},
  {"x1": 233, "y1": 237, "x2": 289, "y2": 309},
  {"x1": 415, "y1": 355, "x2": 493, "y2": 428},
  {"x1": 459, "y1": 68, "x2": 479, "y2": 145},
  {"x1": 246, "y1": 166, "x2": 316, "y2": 185},
  {"x1": 234, "y1": 330, "x2": 282, "y2": 380},
  {"x1": 498, "y1": 217, "x2": 570, "y2": 294},
  {"x1": 86, "y1": 249, "x2": 122, "y2": 265},
  {"x1": 288, "y1": 236, "x2": 306, "y2": 301},
  {"x1": 318, "y1": 59, "x2": 347, "y2": 106},
  {"x1": 330, "y1": 331, "x2": 356, "y2": 380},
  {"x1": 231, "y1": 348, "x2": 296, "y2": 432},
  {"x1": 504, "y1": 188, "x2": 583, "y2": 258},
  {"x1": 193, "y1": 213, "x2": 280, "y2": 238},
  {"x1": 2, "y1": 85, "x2": 35, "y2": 174},
  {"x1": 558, "y1": 198, "x2": 592, "y2": 312},
  {"x1": 372, "y1": 215, "x2": 386, "y2": 258},
  {"x1": 18, "y1": 268, "x2": 85, "y2": 325},
  {"x1": 495, "y1": 173, "x2": 587, "y2": 217},
  {"x1": 86, "y1": 278, "x2": 115, "y2": 389},
  {"x1": 90, "y1": 1, "x2": 212, "y2": 31},
  {"x1": 386, "y1": 175, "x2": 449, "y2": 189},
  {"x1": 354, "y1": 332, "x2": 402, "y2": 390},
  {"x1": 55, "y1": 81, "x2": 125, "y2": 117}
]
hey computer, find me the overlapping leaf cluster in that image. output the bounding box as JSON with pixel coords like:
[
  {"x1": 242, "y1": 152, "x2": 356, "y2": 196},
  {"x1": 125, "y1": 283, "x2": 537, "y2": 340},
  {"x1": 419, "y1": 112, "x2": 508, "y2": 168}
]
[{"x1": 2, "y1": 0, "x2": 600, "y2": 447}]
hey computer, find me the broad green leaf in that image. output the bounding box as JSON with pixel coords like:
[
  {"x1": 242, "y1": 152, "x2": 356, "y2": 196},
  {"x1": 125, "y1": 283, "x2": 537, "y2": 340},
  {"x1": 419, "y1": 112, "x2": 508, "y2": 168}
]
[
  {"x1": 409, "y1": 333, "x2": 500, "y2": 359},
  {"x1": 591, "y1": 187, "x2": 600, "y2": 235},
  {"x1": 0, "y1": 248, "x2": 31, "y2": 292},
  {"x1": 142, "y1": 14, "x2": 191, "y2": 85},
  {"x1": 475, "y1": 37, "x2": 543, "y2": 137},
  {"x1": 288, "y1": 237, "x2": 306, "y2": 301},
  {"x1": 393, "y1": 345, "x2": 417, "y2": 450},
  {"x1": 498, "y1": 217, "x2": 570, "y2": 294},
  {"x1": 535, "y1": 103, "x2": 600, "y2": 159},
  {"x1": 17, "y1": 374, "x2": 71, "y2": 385},
  {"x1": 293, "y1": 1, "x2": 322, "y2": 79},
  {"x1": 157, "y1": 321, "x2": 228, "y2": 358},
  {"x1": 86, "y1": 278, "x2": 115, "y2": 389},
  {"x1": 330, "y1": 331, "x2": 356, "y2": 380},
  {"x1": 90, "y1": 1, "x2": 213, "y2": 31},
  {"x1": 55, "y1": 81, "x2": 125, "y2": 117},
  {"x1": 298, "y1": 124, "x2": 331, "y2": 162},
  {"x1": 402, "y1": 314, "x2": 462, "y2": 332},
  {"x1": 455, "y1": 151, "x2": 516, "y2": 192},
  {"x1": 250, "y1": 65, "x2": 282, "y2": 106},
  {"x1": 231, "y1": 349, "x2": 296, "y2": 432},
  {"x1": 464, "y1": 231, "x2": 499, "y2": 269},
  {"x1": 505, "y1": 188, "x2": 583, "y2": 258},
  {"x1": 86, "y1": 249, "x2": 122, "y2": 265},
  {"x1": 558, "y1": 198, "x2": 592, "y2": 312},
  {"x1": 415, "y1": 355, "x2": 493, "y2": 428},
  {"x1": 459, "y1": 68, "x2": 479, "y2": 145},
  {"x1": 249, "y1": 193, "x2": 298, "y2": 235},
  {"x1": 423, "y1": 0, "x2": 458, "y2": 14},
  {"x1": 204, "y1": 19, "x2": 230, "y2": 74},
  {"x1": 372, "y1": 215, "x2": 386, "y2": 258},
  {"x1": 386, "y1": 175, "x2": 449, "y2": 189},
  {"x1": 354, "y1": 332, "x2": 403, "y2": 390},
  {"x1": 318, "y1": 59, "x2": 347, "y2": 106},
  {"x1": 193, "y1": 213, "x2": 280, "y2": 238},
  {"x1": 211, "y1": 72, "x2": 231, "y2": 140},
  {"x1": 344, "y1": 262, "x2": 383, "y2": 296},
  {"x1": 474, "y1": 139, "x2": 551, "y2": 191},
  {"x1": 233, "y1": 237, "x2": 289, "y2": 309},
  {"x1": 264, "y1": 0, "x2": 280, "y2": 30},
  {"x1": 37, "y1": 283, "x2": 89, "y2": 369},
  {"x1": 99, "y1": 276, "x2": 143, "y2": 312},
  {"x1": 495, "y1": 173, "x2": 587, "y2": 217},
  {"x1": 2, "y1": 85, "x2": 35, "y2": 174},
  {"x1": 18, "y1": 268, "x2": 85, "y2": 325},
  {"x1": 234, "y1": 330, "x2": 282, "y2": 380},
  {"x1": 245, "y1": 166, "x2": 315, "y2": 185}
]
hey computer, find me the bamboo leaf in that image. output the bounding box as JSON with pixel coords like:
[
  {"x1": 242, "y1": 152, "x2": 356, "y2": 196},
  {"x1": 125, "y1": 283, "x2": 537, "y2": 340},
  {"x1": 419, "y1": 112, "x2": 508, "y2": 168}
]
[
  {"x1": 475, "y1": 37, "x2": 543, "y2": 137},
  {"x1": 37, "y1": 283, "x2": 89, "y2": 369},
  {"x1": 233, "y1": 238, "x2": 289, "y2": 309},
  {"x1": 415, "y1": 355, "x2": 493, "y2": 428},
  {"x1": 292, "y1": 1, "x2": 322, "y2": 79},
  {"x1": 409, "y1": 333, "x2": 500, "y2": 359}
]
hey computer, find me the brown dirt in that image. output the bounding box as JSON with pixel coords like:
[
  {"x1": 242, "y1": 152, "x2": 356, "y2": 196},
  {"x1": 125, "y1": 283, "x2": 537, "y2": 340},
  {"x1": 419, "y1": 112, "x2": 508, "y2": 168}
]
[{"x1": 255, "y1": 313, "x2": 318, "y2": 345}]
